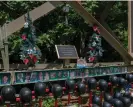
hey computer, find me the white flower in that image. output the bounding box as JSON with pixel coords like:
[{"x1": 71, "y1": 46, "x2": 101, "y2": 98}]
[
  {"x1": 24, "y1": 22, "x2": 29, "y2": 28},
  {"x1": 92, "y1": 41, "x2": 97, "y2": 47}
]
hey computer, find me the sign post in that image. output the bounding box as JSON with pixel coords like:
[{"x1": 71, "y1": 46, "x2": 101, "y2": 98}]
[{"x1": 55, "y1": 45, "x2": 79, "y2": 68}]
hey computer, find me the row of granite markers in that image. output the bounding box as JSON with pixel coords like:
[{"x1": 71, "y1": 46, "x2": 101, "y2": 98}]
[{"x1": 0, "y1": 66, "x2": 128, "y2": 85}]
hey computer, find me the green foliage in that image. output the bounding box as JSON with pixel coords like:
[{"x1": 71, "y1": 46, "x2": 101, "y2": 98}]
[
  {"x1": 42, "y1": 98, "x2": 55, "y2": 107},
  {"x1": 0, "y1": 1, "x2": 45, "y2": 24},
  {"x1": 42, "y1": 97, "x2": 79, "y2": 107},
  {"x1": 42, "y1": 98, "x2": 63, "y2": 107},
  {"x1": 0, "y1": 1, "x2": 129, "y2": 63},
  {"x1": 106, "y1": 1, "x2": 128, "y2": 49}
]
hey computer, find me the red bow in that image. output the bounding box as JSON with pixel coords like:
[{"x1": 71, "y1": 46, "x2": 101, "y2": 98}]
[
  {"x1": 93, "y1": 25, "x2": 100, "y2": 34},
  {"x1": 88, "y1": 57, "x2": 95, "y2": 62},
  {"x1": 89, "y1": 47, "x2": 94, "y2": 50},
  {"x1": 23, "y1": 59, "x2": 29, "y2": 65},
  {"x1": 29, "y1": 54, "x2": 37, "y2": 63},
  {"x1": 32, "y1": 55, "x2": 37, "y2": 63},
  {"x1": 23, "y1": 55, "x2": 38, "y2": 65}
]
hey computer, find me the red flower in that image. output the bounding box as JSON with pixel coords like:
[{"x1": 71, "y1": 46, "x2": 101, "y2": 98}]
[
  {"x1": 21, "y1": 34, "x2": 27, "y2": 40},
  {"x1": 93, "y1": 25, "x2": 98, "y2": 32},
  {"x1": 23, "y1": 59, "x2": 29, "y2": 65},
  {"x1": 88, "y1": 57, "x2": 95, "y2": 62}
]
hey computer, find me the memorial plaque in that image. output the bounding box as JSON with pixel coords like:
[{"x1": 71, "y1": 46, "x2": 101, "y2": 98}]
[{"x1": 55, "y1": 45, "x2": 78, "y2": 59}]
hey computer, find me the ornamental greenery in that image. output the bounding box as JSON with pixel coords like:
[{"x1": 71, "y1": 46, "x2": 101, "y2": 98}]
[
  {"x1": 87, "y1": 25, "x2": 104, "y2": 63},
  {"x1": 20, "y1": 12, "x2": 42, "y2": 66}
]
